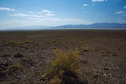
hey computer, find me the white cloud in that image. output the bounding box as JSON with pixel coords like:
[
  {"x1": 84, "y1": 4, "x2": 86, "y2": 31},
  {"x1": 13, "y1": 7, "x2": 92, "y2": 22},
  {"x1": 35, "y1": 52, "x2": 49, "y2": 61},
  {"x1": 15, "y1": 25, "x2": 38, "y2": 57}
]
[
  {"x1": 11, "y1": 13, "x2": 44, "y2": 18},
  {"x1": 92, "y1": 0, "x2": 107, "y2": 2},
  {"x1": 42, "y1": 10, "x2": 51, "y2": 14},
  {"x1": 124, "y1": 6, "x2": 126, "y2": 8},
  {"x1": 37, "y1": 9, "x2": 55, "y2": 16},
  {"x1": 115, "y1": 11, "x2": 125, "y2": 14},
  {"x1": 42, "y1": 9, "x2": 55, "y2": 16},
  {"x1": 29, "y1": 11, "x2": 34, "y2": 14},
  {"x1": 11, "y1": 10, "x2": 55, "y2": 17},
  {"x1": 2, "y1": 9, "x2": 91, "y2": 29},
  {"x1": 11, "y1": 13, "x2": 27, "y2": 17},
  {"x1": 0, "y1": 7, "x2": 15, "y2": 11},
  {"x1": 82, "y1": 4, "x2": 88, "y2": 7},
  {"x1": 46, "y1": 13, "x2": 55, "y2": 16}
]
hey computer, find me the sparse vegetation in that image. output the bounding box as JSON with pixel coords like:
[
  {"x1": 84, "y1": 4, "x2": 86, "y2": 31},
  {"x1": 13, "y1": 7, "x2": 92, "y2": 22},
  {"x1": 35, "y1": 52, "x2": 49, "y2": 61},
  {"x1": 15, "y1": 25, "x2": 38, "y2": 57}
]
[
  {"x1": 47, "y1": 49, "x2": 80, "y2": 76},
  {"x1": 8, "y1": 62, "x2": 22, "y2": 73},
  {"x1": 5, "y1": 40, "x2": 24, "y2": 46},
  {"x1": 80, "y1": 41, "x2": 92, "y2": 52},
  {"x1": 0, "y1": 30, "x2": 125, "y2": 84},
  {"x1": 52, "y1": 40, "x2": 58, "y2": 46},
  {"x1": 45, "y1": 49, "x2": 84, "y2": 84},
  {"x1": 0, "y1": 62, "x2": 22, "y2": 80},
  {"x1": 5, "y1": 40, "x2": 30, "y2": 49},
  {"x1": 49, "y1": 76, "x2": 61, "y2": 84}
]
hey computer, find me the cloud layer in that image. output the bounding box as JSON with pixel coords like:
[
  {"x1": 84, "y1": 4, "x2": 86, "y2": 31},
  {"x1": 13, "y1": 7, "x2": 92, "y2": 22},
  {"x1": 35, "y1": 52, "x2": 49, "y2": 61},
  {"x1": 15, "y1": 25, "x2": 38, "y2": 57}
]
[
  {"x1": 82, "y1": 4, "x2": 88, "y2": 7},
  {"x1": 92, "y1": 0, "x2": 107, "y2": 2},
  {"x1": 124, "y1": 6, "x2": 126, "y2": 9},
  {"x1": 0, "y1": 7, "x2": 15, "y2": 11},
  {"x1": 115, "y1": 11, "x2": 125, "y2": 14},
  {"x1": 0, "y1": 9, "x2": 90, "y2": 29},
  {"x1": 11, "y1": 9, "x2": 54, "y2": 18}
]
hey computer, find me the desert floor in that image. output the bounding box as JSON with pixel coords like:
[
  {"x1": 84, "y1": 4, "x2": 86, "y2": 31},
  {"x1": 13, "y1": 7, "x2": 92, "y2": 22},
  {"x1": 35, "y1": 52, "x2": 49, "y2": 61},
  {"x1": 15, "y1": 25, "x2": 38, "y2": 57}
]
[{"x1": 0, "y1": 30, "x2": 126, "y2": 84}]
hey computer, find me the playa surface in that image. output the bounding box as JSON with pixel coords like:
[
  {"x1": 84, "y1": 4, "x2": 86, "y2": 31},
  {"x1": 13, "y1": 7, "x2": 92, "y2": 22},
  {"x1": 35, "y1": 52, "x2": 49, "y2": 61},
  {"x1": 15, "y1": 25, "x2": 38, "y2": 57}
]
[{"x1": 0, "y1": 30, "x2": 126, "y2": 84}]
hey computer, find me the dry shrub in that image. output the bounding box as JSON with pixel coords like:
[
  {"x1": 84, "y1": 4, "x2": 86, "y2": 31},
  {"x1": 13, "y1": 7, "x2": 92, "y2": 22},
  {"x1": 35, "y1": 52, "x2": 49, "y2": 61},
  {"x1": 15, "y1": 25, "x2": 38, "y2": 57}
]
[
  {"x1": 49, "y1": 76, "x2": 61, "y2": 84},
  {"x1": 45, "y1": 49, "x2": 83, "y2": 84},
  {"x1": 47, "y1": 49, "x2": 80, "y2": 77}
]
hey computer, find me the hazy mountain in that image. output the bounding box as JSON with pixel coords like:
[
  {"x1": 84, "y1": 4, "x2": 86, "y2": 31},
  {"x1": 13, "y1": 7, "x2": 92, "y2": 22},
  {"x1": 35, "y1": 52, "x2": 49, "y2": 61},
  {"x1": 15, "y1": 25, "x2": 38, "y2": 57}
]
[
  {"x1": 5, "y1": 26, "x2": 51, "y2": 31},
  {"x1": 53, "y1": 23, "x2": 126, "y2": 29},
  {"x1": 2, "y1": 23, "x2": 126, "y2": 31}
]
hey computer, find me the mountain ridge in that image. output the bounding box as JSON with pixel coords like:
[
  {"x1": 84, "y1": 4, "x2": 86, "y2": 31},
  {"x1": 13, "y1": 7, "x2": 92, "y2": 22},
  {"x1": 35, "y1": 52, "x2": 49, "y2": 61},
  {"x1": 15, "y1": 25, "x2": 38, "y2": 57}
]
[{"x1": 53, "y1": 23, "x2": 126, "y2": 28}]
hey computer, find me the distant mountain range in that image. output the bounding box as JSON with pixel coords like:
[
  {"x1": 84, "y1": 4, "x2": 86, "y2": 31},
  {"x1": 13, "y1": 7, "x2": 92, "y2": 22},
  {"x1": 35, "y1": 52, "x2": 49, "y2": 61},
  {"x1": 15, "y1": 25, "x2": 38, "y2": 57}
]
[
  {"x1": 53, "y1": 23, "x2": 126, "y2": 29},
  {"x1": 4, "y1": 26, "x2": 51, "y2": 31},
  {"x1": 1, "y1": 23, "x2": 126, "y2": 31}
]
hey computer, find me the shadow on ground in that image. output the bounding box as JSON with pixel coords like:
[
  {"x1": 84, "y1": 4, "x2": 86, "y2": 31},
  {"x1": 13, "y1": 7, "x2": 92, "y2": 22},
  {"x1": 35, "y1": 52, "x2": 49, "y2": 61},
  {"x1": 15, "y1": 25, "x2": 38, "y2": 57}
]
[{"x1": 60, "y1": 70, "x2": 88, "y2": 84}]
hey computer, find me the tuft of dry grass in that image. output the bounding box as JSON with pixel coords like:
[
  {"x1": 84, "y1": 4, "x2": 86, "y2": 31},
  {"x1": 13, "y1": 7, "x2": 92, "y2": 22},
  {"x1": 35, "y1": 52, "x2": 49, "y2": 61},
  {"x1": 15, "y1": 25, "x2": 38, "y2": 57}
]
[
  {"x1": 8, "y1": 62, "x2": 22, "y2": 72},
  {"x1": 5, "y1": 40, "x2": 24, "y2": 46},
  {"x1": 5, "y1": 40, "x2": 31, "y2": 49}
]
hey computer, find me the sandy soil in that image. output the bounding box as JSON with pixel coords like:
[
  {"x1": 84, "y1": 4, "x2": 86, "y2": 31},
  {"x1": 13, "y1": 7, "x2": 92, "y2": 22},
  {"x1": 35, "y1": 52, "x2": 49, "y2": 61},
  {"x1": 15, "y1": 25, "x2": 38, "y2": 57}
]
[{"x1": 0, "y1": 30, "x2": 126, "y2": 84}]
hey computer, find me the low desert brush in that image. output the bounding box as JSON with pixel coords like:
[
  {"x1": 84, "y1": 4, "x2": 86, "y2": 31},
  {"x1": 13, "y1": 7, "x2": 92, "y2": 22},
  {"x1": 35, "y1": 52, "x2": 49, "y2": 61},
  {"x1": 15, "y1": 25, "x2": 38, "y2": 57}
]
[{"x1": 45, "y1": 49, "x2": 80, "y2": 83}]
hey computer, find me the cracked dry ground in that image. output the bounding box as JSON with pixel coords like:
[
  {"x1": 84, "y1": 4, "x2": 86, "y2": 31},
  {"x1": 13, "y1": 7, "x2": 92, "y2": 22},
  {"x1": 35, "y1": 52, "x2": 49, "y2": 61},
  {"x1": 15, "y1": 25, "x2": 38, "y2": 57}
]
[{"x1": 0, "y1": 30, "x2": 126, "y2": 84}]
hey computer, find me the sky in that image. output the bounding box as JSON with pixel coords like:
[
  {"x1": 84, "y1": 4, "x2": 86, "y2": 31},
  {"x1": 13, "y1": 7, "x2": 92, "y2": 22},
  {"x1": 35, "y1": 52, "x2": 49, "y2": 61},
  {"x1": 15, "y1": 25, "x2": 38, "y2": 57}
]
[{"x1": 0, "y1": 0, "x2": 126, "y2": 30}]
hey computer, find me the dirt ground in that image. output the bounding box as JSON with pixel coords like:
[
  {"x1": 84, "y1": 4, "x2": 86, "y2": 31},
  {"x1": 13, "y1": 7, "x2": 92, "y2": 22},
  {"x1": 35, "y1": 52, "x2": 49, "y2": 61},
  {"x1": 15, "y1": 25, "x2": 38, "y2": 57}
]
[{"x1": 0, "y1": 30, "x2": 126, "y2": 84}]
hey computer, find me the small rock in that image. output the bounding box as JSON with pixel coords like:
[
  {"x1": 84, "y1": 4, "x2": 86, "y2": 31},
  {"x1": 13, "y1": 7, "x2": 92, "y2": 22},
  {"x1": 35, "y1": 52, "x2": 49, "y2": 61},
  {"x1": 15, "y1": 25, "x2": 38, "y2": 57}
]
[
  {"x1": 103, "y1": 73, "x2": 107, "y2": 78},
  {"x1": 80, "y1": 60, "x2": 88, "y2": 64},
  {"x1": 40, "y1": 75, "x2": 47, "y2": 81},
  {"x1": 93, "y1": 75, "x2": 98, "y2": 79},
  {"x1": 104, "y1": 68, "x2": 110, "y2": 70},
  {"x1": 0, "y1": 72, "x2": 6, "y2": 79},
  {"x1": 40, "y1": 78, "x2": 46, "y2": 81},
  {"x1": 13, "y1": 53, "x2": 24, "y2": 58}
]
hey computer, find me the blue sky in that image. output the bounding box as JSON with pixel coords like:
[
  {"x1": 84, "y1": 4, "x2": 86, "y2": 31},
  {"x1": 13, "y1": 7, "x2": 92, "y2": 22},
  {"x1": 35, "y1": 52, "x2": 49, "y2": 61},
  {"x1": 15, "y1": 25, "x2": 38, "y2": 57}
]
[{"x1": 0, "y1": 0, "x2": 126, "y2": 30}]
